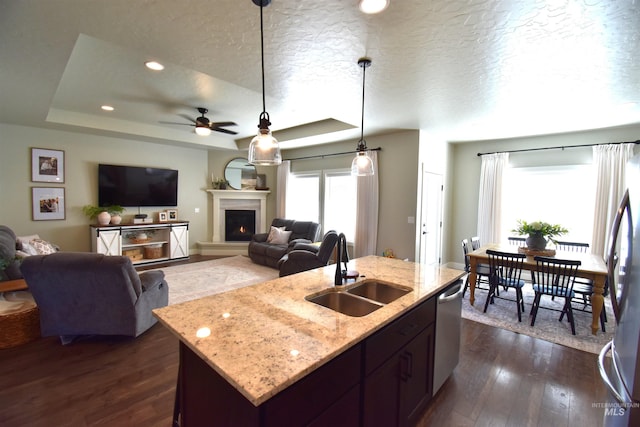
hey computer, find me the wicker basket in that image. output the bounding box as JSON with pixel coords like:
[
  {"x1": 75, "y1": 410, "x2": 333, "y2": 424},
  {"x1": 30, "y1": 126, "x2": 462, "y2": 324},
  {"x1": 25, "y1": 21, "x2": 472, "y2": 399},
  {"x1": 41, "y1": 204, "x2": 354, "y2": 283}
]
[
  {"x1": 0, "y1": 305, "x2": 41, "y2": 349},
  {"x1": 143, "y1": 244, "x2": 164, "y2": 259}
]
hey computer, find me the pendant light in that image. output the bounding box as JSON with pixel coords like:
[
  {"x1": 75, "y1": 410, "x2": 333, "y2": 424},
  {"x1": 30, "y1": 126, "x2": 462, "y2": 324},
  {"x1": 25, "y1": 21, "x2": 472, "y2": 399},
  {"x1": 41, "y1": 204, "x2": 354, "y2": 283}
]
[
  {"x1": 359, "y1": 0, "x2": 389, "y2": 14},
  {"x1": 351, "y1": 57, "x2": 375, "y2": 176},
  {"x1": 248, "y1": 0, "x2": 282, "y2": 166}
]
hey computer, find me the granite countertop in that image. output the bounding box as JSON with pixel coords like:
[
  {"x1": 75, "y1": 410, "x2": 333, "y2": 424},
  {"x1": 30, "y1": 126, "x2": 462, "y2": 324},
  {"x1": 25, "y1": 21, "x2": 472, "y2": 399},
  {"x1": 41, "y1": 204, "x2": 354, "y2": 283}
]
[{"x1": 153, "y1": 255, "x2": 464, "y2": 406}]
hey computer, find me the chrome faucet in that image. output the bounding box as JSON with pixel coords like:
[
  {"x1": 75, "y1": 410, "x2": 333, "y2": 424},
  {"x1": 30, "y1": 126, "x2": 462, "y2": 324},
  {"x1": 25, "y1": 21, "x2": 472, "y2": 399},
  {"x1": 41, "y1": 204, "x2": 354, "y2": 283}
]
[{"x1": 334, "y1": 233, "x2": 349, "y2": 286}]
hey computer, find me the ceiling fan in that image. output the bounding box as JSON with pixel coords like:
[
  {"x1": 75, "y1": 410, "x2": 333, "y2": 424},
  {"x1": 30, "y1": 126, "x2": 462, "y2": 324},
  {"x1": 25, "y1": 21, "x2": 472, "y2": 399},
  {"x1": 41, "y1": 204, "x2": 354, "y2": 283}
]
[{"x1": 163, "y1": 107, "x2": 238, "y2": 136}]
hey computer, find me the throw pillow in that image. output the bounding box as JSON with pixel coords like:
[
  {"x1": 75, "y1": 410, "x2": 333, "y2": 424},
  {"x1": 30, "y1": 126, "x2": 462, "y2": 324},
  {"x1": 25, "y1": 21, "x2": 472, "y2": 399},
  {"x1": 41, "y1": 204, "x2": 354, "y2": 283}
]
[
  {"x1": 267, "y1": 226, "x2": 292, "y2": 245},
  {"x1": 20, "y1": 241, "x2": 39, "y2": 256},
  {"x1": 266, "y1": 226, "x2": 285, "y2": 243},
  {"x1": 30, "y1": 238, "x2": 57, "y2": 255}
]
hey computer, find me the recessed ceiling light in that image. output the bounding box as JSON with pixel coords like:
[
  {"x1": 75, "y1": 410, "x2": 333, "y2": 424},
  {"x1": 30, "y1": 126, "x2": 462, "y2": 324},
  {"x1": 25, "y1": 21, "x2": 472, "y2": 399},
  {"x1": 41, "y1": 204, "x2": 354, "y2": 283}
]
[
  {"x1": 359, "y1": 0, "x2": 389, "y2": 14},
  {"x1": 145, "y1": 61, "x2": 164, "y2": 71},
  {"x1": 101, "y1": 105, "x2": 114, "y2": 111}
]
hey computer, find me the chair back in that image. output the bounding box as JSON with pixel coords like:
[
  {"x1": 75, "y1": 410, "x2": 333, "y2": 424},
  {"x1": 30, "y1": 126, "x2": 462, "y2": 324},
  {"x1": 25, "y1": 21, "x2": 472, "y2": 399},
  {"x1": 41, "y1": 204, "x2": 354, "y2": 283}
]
[
  {"x1": 532, "y1": 256, "x2": 581, "y2": 296},
  {"x1": 471, "y1": 236, "x2": 481, "y2": 251},
  {"x1": 555, "y1": 241, "x2": 590, "y2": 253},
  {"x1": 461, "y1": 239, "x2": 470, "y2": 272},
  {"x1": 486, "y1": 250, "x2": 525, "y2": 288},
  {"x1": 507, "y1": 236, "x2": 526, "y2": 247}
]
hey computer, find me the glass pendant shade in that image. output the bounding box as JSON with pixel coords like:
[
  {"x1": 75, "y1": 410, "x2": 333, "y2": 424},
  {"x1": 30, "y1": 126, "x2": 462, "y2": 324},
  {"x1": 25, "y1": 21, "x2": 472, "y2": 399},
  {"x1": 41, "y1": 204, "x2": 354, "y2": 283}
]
[
  {"x1": 351, "y1": 150, "x2": 374, "y2": 176},
  {"x1": 248, "y1": 129, "x2": 282, "y2": 165},
  {"x1": 195, "y1": 125, "x2": 211, "y2": 136}
]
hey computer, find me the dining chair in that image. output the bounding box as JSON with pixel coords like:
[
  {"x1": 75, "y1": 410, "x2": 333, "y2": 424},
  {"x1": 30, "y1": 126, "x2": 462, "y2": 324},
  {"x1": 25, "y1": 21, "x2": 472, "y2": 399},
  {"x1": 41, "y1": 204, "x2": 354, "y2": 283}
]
[
  {"x1": 470, "y1": 236, "x2": 481, "y2": 251},
  {"x1": 461, "y1": 238, "x2": 491, "y2": 297},
  {"x1": 530, "y1": 256, "x2": 581, "y2": 335},
  {"x1": 483, "y1": 250, "x2": 527, "y2": 321},
  {"x1": 507, "y1": 236, "x2": 527, "y2": 247},
  {"x1": 571, "y1": 254, "x2": 616, "y2": 332},
  {"x1": 555, "y1": 241, "x2": 590, "y2": 253}
]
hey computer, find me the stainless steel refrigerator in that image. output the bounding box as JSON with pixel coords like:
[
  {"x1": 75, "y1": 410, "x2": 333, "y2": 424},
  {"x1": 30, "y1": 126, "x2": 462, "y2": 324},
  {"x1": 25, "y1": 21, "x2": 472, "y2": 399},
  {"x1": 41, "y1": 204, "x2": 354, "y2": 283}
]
[{"x1": 599, "y1": 153, "x2": 640, "y2": 426}]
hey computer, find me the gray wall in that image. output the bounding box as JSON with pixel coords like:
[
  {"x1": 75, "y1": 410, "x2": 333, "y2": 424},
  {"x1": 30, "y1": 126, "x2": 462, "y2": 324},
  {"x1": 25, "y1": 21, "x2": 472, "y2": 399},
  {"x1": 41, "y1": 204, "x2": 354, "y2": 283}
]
[{"x1": 0, "y1": 123, "x2": 222, "y2": 252}]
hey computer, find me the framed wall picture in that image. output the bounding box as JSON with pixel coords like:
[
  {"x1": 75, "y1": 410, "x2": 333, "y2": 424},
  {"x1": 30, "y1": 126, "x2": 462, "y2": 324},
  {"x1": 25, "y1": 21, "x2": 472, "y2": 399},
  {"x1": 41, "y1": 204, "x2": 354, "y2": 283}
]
[
  {"x1": 158, "y1": 212, "x2": 168, "y2": 223},
  {"x1": 31, "y1": 148, "x2": 65, "y2": 183},
  {"x1": 32, "y1": 187, "x2": 65, "y2": 220},
  {"x1": 166, "y1": 209, "x2": 178, "y2": 221}
]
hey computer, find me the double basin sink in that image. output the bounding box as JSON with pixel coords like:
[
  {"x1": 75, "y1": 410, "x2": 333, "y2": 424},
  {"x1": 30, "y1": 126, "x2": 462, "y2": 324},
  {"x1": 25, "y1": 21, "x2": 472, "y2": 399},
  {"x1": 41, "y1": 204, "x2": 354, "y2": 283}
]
[{"x1": 306, "y1": 280, "x2": 412, "y2": 317}]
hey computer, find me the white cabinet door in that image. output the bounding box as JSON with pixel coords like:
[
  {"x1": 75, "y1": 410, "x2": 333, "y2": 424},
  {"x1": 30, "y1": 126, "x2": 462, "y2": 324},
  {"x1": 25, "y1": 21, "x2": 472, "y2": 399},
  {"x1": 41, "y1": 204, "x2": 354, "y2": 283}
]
[
  {"x1": 170, "y1": 225, "x2": 189, "y2": 259},
  {"x1": 95, "y1": 229, "x2": 121, "y2": 256}
]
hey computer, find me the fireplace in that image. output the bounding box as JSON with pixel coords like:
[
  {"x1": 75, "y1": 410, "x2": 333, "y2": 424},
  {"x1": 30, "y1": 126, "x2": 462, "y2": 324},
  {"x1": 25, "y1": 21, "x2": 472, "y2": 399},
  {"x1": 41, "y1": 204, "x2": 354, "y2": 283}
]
[{"x1": 225, "y1": 210, "x2": 256, "y2": 242}]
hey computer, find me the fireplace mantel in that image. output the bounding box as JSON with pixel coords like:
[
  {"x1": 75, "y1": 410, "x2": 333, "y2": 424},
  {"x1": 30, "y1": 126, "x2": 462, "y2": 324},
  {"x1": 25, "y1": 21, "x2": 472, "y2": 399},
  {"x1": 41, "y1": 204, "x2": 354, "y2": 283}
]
[{"x1": 200, "y1": 189, "x2": 270, "y2": 255}]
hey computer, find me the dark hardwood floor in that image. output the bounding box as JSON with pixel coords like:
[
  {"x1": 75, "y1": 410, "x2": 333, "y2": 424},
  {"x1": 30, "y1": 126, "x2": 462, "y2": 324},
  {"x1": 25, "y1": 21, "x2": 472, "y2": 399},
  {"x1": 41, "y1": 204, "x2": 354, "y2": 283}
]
[{"x1": 0, "y1": 257, "x2": 608, "y2": 426}]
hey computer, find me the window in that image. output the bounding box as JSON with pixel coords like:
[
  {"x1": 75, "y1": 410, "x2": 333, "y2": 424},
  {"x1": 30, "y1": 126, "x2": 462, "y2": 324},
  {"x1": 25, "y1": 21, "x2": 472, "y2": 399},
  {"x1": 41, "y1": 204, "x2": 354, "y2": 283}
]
[
  {"x1": 286, "y1": 169, "x2": 357, "y2": 242},
  {"x1": 286, "y1": 173, "x2": 320, "y2": 223},
  {"x1": 323, "y1": 171, "x2": 357, "y2": 242},
  {"x1": 501, "y1": 165, "x2": 595, "y2": 244}
]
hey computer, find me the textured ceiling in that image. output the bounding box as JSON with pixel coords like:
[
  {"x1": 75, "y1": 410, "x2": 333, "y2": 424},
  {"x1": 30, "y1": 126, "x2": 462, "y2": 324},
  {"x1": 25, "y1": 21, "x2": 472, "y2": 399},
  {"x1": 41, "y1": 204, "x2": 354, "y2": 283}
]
[{"x1": 1, "y1": 0, "x2": 639, "y2": 151}]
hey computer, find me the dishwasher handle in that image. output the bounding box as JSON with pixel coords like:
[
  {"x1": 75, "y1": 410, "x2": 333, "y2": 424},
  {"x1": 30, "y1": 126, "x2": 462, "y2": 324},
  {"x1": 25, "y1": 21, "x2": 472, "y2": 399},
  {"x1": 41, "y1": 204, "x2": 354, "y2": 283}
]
[{"x1": 438, "y1": 280, "x2": 463, "y2": 304}]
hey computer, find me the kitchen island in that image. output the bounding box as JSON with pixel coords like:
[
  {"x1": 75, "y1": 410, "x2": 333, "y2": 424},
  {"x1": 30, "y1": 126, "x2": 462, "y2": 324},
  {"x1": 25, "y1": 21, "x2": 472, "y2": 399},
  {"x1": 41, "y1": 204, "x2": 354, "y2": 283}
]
[{"x1": 153, "y1": 255, "x2": 464, "y2": 426}]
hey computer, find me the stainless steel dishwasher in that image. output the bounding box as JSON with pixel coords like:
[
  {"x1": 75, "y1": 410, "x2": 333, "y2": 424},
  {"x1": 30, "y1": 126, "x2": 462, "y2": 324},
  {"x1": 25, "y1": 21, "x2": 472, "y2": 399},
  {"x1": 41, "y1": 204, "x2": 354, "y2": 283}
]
[{"x1": 432, "y1": 279, "x2": 463, "y2": 394}]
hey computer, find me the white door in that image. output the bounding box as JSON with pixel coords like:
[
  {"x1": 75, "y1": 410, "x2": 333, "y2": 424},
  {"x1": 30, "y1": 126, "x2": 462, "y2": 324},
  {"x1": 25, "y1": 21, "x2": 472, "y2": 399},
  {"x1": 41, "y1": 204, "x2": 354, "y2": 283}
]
[{"x1": 419, "y1": 171, "x2": 443, "y2": 267}]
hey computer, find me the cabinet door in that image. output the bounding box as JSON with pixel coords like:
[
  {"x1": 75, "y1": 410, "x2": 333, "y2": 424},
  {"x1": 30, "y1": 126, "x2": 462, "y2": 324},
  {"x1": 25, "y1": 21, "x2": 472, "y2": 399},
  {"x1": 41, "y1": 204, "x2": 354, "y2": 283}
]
[
  {"x1": 170, "y1": 225, "x2": 189, "y2": 259},
  {"x1": 363, "y1": 351, "x2": 402, "y2": 427},
  {"x1": 402, "y1": 325, "x2": 434, "y2": 426},
  {"x1": 95, "y1": 229, "x2": 121, "y2": 256},
  {"x1": 363, "y1": 325, "x2": 435, "y2": 427}
]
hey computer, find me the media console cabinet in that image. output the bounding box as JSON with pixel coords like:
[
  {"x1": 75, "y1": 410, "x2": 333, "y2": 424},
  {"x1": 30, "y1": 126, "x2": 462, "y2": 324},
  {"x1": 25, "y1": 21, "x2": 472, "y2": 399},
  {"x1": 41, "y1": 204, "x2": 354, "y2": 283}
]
[{"x1": 90, "y1": 222, "x2": 189, "y2": 265}]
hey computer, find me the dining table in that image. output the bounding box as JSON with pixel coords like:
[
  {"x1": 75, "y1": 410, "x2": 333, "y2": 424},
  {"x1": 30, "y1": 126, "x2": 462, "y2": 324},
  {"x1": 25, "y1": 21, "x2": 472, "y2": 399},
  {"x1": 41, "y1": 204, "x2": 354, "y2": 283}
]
[{"x1": 466, "y1": 243, "x2": 609, "y2": 335}]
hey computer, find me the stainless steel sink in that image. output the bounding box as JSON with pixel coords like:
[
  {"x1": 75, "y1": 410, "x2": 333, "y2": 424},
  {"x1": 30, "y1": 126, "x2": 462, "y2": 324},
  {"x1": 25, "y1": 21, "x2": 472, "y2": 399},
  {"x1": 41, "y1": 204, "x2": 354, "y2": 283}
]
[
  {"x1": 346, "y1": 281, "x2": 412, "y2": 304},
  {"x1": 306, "y1": 280, "x2": 412, "y2": 317},
  {"x1": 306, "y1": 291, "x2": 384, "y2": 317}
]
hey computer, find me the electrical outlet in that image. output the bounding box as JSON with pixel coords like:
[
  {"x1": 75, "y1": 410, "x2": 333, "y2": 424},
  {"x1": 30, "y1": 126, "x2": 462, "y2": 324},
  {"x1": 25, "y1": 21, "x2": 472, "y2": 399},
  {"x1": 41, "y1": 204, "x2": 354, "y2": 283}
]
[
  {"x1": 194, "y1": 208, "x2": 200, "y2": 213},
  {"x1": 408, "y1": 216, "x2": 415, "y2": 224}
]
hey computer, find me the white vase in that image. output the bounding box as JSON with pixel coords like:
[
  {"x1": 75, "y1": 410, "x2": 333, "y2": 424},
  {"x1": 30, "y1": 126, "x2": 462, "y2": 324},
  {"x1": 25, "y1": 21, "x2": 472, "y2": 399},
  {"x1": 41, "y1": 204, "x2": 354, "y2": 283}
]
[
  {"x1": 110, "y1": 214, "x2": 122, "y2": 225},
  {"x1": 97, "y1": 211, "x2": 111, "y2": 226}
]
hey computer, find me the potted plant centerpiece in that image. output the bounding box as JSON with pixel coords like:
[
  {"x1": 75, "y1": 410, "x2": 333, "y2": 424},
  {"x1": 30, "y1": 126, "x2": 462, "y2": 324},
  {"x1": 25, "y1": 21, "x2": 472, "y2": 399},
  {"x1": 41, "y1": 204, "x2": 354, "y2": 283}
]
[
  {"x1": 83, "y1": 205, "x2": 126, "y2": 226},
  {"x1": 512, "y1": 220, "x2": 568, "y2": 250}
]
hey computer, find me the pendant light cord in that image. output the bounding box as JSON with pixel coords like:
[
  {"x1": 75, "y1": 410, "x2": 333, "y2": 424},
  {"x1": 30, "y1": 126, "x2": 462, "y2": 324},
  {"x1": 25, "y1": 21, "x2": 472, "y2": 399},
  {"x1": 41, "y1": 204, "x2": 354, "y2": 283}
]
[
  {"x1": 360, "y1": 62, "x2": 366, "y2": 144},
  {"x1": 260, "y1": 4, "x2": 266, "y2": 115}
]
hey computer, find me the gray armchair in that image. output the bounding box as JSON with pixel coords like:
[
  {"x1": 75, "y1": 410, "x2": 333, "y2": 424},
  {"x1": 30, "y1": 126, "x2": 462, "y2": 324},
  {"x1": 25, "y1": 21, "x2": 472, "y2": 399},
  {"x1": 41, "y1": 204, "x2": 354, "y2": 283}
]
[
  {"x1": 20, "y1": 252, "x2": 168, "y2": 344},
  {"x1": 278, "y1": 230, "x2": 339, "y2": 277}
]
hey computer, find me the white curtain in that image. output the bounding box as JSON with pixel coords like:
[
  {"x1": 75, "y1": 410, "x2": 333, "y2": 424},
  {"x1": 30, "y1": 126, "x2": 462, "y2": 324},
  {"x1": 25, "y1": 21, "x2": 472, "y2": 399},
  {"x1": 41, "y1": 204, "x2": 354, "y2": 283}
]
[
  {"x1": 591, "y1": 143, "x2": 634, "y2": 257},
  {"x1": 354, "y1": 151, "x2": 379, "y2": 257},
  {"x1": 477, "y1": 152, "x2": 509, "y2": 245},
  {"x1": 276, "y1": 160, "x2": 290, "y2": 218}
]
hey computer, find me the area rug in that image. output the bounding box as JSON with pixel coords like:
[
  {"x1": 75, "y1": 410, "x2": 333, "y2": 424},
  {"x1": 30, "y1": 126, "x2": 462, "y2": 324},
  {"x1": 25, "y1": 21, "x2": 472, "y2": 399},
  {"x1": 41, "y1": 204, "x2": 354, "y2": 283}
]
[
  {"x1": 461, "y1": 278, "x2": 615, "y2": 355},
  {"x1": 154, "y1": 255, "x2": 279, "y2": 305}
]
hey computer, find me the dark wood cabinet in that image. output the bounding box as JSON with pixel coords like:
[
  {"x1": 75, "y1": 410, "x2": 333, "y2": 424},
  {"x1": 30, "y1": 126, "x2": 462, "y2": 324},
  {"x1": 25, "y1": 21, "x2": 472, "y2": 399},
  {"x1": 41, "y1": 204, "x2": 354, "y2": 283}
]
[
  {"x1": 176, "y1": 295, "x2": 437, "y2": 427},
  {"x1": 363, "y1": 299, "x2": 436, "y2": 427}
]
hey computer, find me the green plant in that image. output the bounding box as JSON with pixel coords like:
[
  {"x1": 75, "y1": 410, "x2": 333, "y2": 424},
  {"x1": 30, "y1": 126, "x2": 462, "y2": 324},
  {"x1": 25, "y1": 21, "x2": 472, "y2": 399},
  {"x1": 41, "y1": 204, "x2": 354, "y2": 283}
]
[
  {"x1": 82, "y1": 204, "x2": 125, "y2": 219},
  {"x1": 512, "y1": 220, "x2": 568, "y2": 241},
  {"x1": 212, "y1": 177, "x2": 229, "y2": 189}
]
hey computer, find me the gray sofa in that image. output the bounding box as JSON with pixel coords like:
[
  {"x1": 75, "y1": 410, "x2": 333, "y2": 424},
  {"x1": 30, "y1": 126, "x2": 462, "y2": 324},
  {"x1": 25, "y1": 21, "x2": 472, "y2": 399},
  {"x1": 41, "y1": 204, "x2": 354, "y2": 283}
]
[
  {"x1": 21, "y1": 252, "x2": 168, "y2": 344},
  {"x1": 248, "y1": 219, "x2": 321, "y2": 268}
]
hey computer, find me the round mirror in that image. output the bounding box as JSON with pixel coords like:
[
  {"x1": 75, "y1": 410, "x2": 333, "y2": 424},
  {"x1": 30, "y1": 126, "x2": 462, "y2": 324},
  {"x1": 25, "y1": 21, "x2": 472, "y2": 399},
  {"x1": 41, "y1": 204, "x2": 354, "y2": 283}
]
[{"x1": 224, "y1": 158, "x2": 257, "y2": 190}]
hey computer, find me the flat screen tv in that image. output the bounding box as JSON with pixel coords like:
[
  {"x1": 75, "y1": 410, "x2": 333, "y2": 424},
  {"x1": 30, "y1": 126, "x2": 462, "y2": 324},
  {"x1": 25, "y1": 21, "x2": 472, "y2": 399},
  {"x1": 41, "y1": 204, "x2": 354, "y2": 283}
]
[{"x1": 98, "y1": 164, "x2": 178, "y2": 207}]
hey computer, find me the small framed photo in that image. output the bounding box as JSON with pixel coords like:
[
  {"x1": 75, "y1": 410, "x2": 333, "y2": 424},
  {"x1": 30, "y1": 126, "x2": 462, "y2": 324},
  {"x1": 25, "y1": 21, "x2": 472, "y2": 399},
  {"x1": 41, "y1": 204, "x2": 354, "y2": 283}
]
[
  {"x1": 166, "y1": 209, "x2": 178, "y2": 221},
  {"x1": 32, "y1": 187, "x2": 65, "y2": 221},
  {"x1": 158, "y1": 212, "x2": 168, "y2": 222},
  {"x1": 32, "y1": 148, "x2": 65, "y2": 183}
]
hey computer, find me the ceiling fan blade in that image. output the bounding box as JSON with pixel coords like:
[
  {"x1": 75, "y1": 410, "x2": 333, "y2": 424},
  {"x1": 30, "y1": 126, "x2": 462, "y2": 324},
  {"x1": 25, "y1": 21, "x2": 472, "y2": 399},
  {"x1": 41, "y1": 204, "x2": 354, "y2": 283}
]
[
  {"x1": 160, "y1": 121, "x2": 194, "y2": 126},
  {"x1": 209, "y1": 121, "x2": 237, "y2": 127},
  {"x1": 212, "y1": 127, "x2": 238, "y2": 135},
  {"x1": 178, "y1": 114, "x2": 197, "y2": 124}
]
